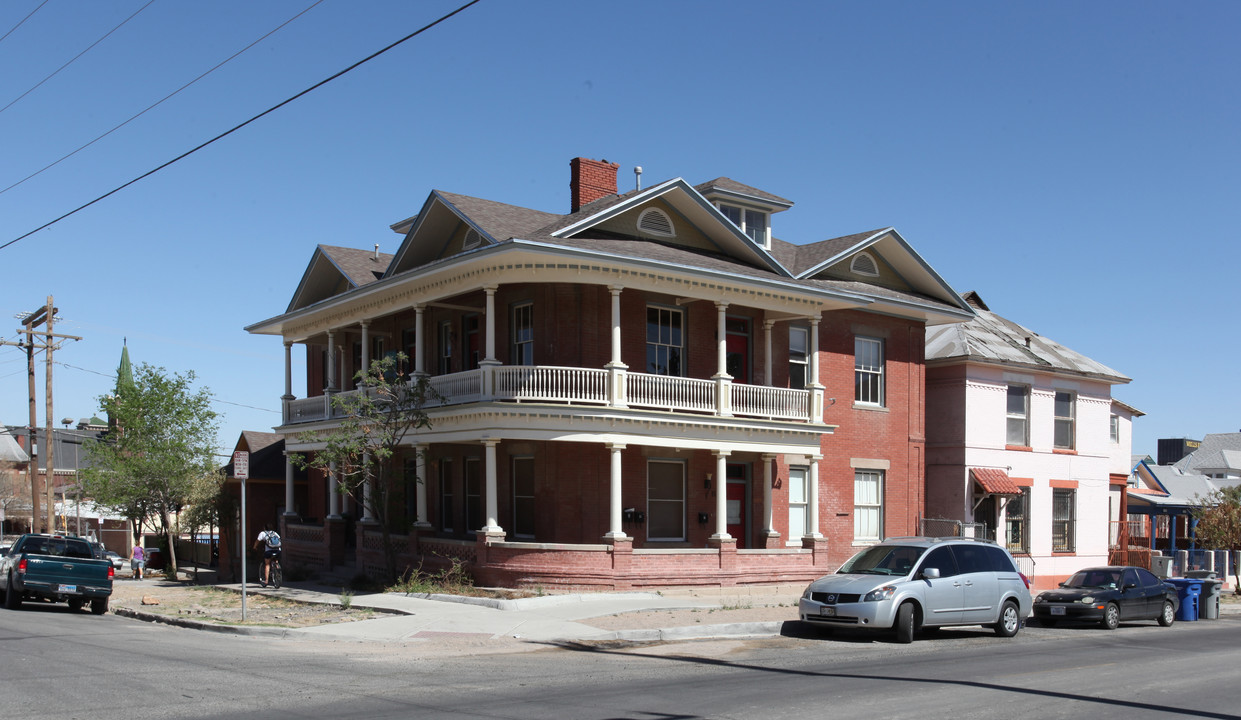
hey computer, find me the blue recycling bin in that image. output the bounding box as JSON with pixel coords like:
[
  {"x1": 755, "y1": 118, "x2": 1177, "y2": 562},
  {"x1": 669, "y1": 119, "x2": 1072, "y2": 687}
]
[{"x1": 1166, "y1": 578, "x2": 1202, "y2": 622}]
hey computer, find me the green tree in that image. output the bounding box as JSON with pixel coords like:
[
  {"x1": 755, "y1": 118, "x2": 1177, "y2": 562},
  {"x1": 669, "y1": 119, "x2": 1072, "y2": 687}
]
[
  {"x1": 80, "y1": 363, "x2": 220, "y2": 577},
  {"x1": 294, "y1": 353, "x2": 437, "y2": 582},
  {"x1": 1193, "y1": 485, "x2": 1241, "y2": 593}
]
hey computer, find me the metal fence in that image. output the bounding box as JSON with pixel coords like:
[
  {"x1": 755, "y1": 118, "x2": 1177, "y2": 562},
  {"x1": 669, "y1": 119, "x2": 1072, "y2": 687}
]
[{"x1": 919, "y1": 518, "x2": 993, "y2": 540}]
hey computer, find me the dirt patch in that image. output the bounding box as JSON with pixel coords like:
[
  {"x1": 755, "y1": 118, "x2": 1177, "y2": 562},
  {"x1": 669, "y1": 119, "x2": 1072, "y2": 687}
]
[{"x1": 110, "y1": 581, "x2": 378, "y2": 627}]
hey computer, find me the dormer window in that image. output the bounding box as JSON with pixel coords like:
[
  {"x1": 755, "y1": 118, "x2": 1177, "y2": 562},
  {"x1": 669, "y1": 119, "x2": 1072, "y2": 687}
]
[{"x1": 719, "y1": 204, "x2": 768, "y2": 247}]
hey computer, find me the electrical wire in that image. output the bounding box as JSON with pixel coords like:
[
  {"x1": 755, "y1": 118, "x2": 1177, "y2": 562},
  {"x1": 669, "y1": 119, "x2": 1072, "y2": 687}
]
[
  {"x1": 0, "y1": 0, "x2": 157, "y2": 115},
  {"x1": 0, "y1": 0, "x2": 482, "y2": 253},
  {"x1": 0, "y1": 0, "x2": 49, "y2": 46},
  {"x1": 0, "y1": 0, "x2": 325, "y2": 196}
]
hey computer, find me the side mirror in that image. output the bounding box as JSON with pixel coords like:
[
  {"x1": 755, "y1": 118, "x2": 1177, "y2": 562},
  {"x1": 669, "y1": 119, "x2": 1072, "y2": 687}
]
[{"x1": 922, "y1": 567, "x2": 940, "y2": 579}]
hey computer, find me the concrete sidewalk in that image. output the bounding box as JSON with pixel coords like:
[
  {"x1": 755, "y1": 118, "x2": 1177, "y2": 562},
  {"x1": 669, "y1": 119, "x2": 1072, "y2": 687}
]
[{"x1": 210, "y1": 581, "x2": 805, "y2": 644}]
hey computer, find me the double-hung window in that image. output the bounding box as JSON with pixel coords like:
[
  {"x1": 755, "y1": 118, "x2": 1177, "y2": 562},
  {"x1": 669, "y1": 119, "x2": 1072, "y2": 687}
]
[
  {"x1": 787, "y1": 467, "x2": 809, "y2": 539},
  {"x1": 1052, "y1": 489, "x2": 1076, "y2": 552},
  {"x1": 437, "y1": 322, "x2": 452, "y2": 375},
  {"x1": 512, "y1": 457, "x2": 535, "y2": 538},
  {"x1": 1109, "y1": 414, "x2": 1120, "y2": 444},
  {"x1": 854, "y1": 337, "x2": 884, "y2": 405},
  {"x1": 1006, "y1": 385, "x2": 1030, "y2": 446},
  {"x1": 853, "y1": 470, "x2": 883, "y2": 542},
  {"x1": 789, "y1": 326, "x2": 809, "y2": 388},
  {"x1": 646, "y1": 306, "x2": 683, "y2": 376},
  {"x1": 464, "y1": 457, "x2": 482, "y2": 533},
  {"x1": 1054, "y1": 391, "x2": 1076, "y2": 449},
  {"x1": 719, "y1": 204, "x2": 768, "y2": 246},
  {"x1": 647, "y1": 460, "x2": 686, "y2": 541},
  {"x1": 512, "y1": 303, "x2": 534, "y2": 366},
  {"x1": 439, "y1": 458, "x2": 454, "y2": 532}
]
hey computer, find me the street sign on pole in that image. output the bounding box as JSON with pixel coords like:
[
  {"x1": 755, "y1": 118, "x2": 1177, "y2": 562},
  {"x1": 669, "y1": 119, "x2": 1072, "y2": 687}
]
[
  {"x1": 235, "y1": 450, "x2": 249, "y2": 620},
  {"x1": 233, "y1": 451, "x2": 249, "y2": 479}
]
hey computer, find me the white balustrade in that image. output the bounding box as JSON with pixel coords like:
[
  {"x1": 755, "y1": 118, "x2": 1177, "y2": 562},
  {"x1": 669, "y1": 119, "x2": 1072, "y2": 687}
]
[
  {"x1": 494, "y1": 366, "x2": 608, "y2": 404},
  {"x1": 626, "y1": 373, "x2": 716, "y2": 413},
  {"x1": 730, "y1": 383, "x2": 810, "y2": 420}
]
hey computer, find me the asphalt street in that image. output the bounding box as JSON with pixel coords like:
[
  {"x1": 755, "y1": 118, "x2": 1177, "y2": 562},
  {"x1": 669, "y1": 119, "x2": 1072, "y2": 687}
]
[{"x1": 3, "y1": 598, "x2": 1240, "y2": 719}]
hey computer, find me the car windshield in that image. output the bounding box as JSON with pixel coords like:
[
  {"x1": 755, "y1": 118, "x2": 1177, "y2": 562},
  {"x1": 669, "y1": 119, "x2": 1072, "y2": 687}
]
[
  {"x1": 1064, "y1": 569, "x2": 1122, "y2": 589},
  {"x1": 836, "y1": 545, "x2": 922, "y2": 576}
]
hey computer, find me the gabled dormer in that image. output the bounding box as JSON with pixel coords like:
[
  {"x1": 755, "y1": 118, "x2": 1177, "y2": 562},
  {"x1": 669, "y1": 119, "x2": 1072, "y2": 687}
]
[
  {"x1": 286, "y1": 244, "x2": 392, "y2": 312},
  {"x1": 695, "y1": 177, "x2": 793, "y2": 250}
]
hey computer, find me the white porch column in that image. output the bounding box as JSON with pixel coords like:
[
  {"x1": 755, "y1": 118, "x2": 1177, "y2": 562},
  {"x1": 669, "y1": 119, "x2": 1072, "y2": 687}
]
[
  {"x1": 481, "y1": 439, "x2": 503, "y2": 534},
  {"x1": 763, "y1": 319, "x2": 774, "y2": 386},
  {"x1": 413, "y1": 443, "x2": 430, "y2": 528},
  {"x1": 325, "y1": 329, "x2": 338, "y2": 394},
  {"x1": 483, "y1": 286, "x2": 498, "y2": 362},
  {"x1": 328, "y1": 461, "x2": 341, "y2": 519},
  {"x1": 604, "y1": 443, "x2": 627, "y2": 540},
  {"x1": 360, "y1": 321, "x2": 370, "y2": 380},
  {"x1": 606, "y1": 286, "x2": 628, "y2": 408},
  {"x1": 713, "y1": 302, "x2": 732, "y2": 417},
  {"x1": 414, "y1": 305, "x2": 426, "y2": 375},
  {"x1": 808, "y1": 317, "x2": 825, "y2": 423},
  {"x1": 805, "y1": 454, "x2": 823, "y2": 539},
  {"x1": 282, "y1": 342, "x2": 294, "y2": 399},
  {"x1": 711, "y1": 450, "x2": 731, "y2": 540},
  {"x1": 761, "y1": 453, "x2": 777, "y2": 537}
]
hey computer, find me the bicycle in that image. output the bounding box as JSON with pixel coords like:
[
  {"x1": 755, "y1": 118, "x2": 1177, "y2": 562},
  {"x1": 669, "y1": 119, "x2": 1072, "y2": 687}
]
[{"x1": 257, "y1": 552, "x2": 283, "y2": 589}]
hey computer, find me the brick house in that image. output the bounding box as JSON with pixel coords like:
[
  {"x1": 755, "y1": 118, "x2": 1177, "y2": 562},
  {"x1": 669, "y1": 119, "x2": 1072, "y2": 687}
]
[
  {"x1": 925, "y1": 292, "x2": 1136, "y2": 591},
  {"x1": 245, "y1": 158, "x2": 973, "y2": 589}
]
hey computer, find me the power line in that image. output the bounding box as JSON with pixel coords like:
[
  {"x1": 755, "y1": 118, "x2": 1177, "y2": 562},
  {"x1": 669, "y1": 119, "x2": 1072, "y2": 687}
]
[
  {"x1": 0, "y1": 0, "x2": 49, "y2": 46},
  {"x1": 0, "y1": 0, "x2": 157, "y2": 115},
  {"x1": 0, "y1": 0, "x2": 325, "y2": 196},
  {"x1": 0, "y1": 0, "x2": 483, "y2": 253},
  {"x1": 54, "y1": 360, "x2": 282, "y2": 414}
]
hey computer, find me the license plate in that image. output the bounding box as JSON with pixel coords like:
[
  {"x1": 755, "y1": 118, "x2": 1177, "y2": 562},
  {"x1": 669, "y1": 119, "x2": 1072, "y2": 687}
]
[
  {"x1": 58, "y1": 584, "x2": 78, "y2": 594},
  {"x1": 820, "y1": 606, "x2": 836, "y2": 617},
  {"x1": 1050, "y1": 606, "x2": 1065, "y2": 616}
]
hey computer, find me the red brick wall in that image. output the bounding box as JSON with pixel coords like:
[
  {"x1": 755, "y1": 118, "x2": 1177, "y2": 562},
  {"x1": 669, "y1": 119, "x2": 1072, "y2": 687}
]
[{"x1": 570, "y1": 157, "x2": 619, "y2": 212}]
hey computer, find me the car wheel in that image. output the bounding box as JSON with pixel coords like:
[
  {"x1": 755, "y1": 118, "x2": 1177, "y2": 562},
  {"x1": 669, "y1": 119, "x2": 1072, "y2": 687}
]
[
  {"x1": 68, "y1": 598, "x2": 84, "y2": 612},
  {"x1": 91, "y1": 597, "x2": 109, "y2": 615},
  {"x1": 4, "y1": 577, "x2": 21, "y2": 610},
  {"x1": 1158, "y1": 600, "x2": 1175, "y2": 627},
  {"x1": 1101, "y1": 602, "x2": 1120, "y2": 630},
  {"x1": 994, "y1": 601, "x2": 1020, "y2": 637},
  {"x1": 894, "y1": 602, "x2": 916, "y2": 644}
]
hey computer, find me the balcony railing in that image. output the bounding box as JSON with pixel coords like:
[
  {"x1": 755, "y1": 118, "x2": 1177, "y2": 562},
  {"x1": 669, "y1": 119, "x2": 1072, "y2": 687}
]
[{"x1": 284, "y1": 365, "x2": 818, "y2": 425}]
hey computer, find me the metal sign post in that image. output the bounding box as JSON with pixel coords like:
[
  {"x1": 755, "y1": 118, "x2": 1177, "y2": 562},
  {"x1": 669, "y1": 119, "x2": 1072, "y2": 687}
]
[{"x1": 234, "y1": 451, "x2": 249, "y2": 621}]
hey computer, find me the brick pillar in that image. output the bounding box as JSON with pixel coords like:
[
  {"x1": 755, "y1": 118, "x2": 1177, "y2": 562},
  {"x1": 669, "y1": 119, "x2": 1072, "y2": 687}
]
[
  {"x1": 804, "y1": 535, "x2": 830, "y2": 567},
  {"x1": 325, "y1": 517, "x2": 347, "y2": 567},
  {"x1": 608, "y1": 537, "x2": 632, "y2": 590}
]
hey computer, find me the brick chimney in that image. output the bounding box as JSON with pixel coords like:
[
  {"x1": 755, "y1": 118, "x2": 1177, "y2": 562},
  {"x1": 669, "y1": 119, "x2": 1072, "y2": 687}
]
[{"x1": 569, "y1": 157, "x2": 619, "y2": 212}]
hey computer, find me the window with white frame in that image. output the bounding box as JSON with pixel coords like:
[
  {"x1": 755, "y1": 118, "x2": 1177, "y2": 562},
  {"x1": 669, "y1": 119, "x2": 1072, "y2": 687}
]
[
  {"x1": 439, "y1": 458, "x2": 454, "y2": 532},
  {"x1": 1110, "y1": 414, "x2": 1120, "y2": 444},
  {"x1": 437, "y1": 321, "x2": 452, "y2": 375},
  {"x1": 1052, "y1": 488, "x2": 1076, "y2": 552},
  {"x1": 719, "y1": 203, "x2": 768, "y2": 247},
  {"x1": 854, "y1": 337, "x2": 884, "y2": 405},
  {"x1": 1006, "y1": 385, "x2": 1030, "y2": 446},
  {"x1": 464, "y1": 457, "x2": 482, "y2": 533},
  {"x1": 1054, "y1": 391, "x2": 1076, "y2": 449},
  {"x1": 854, "y1": 469, "x2": 883, "y2": 541},
  {"x1": 512, "y1": 302, "x2": 533, "y2": 366},
  {"x1": 512, "y1": 457, "x2": 535, "y2": 538},
  {"x1": 787, "y1": 466, "x2": 809, "y2": 539},
  {"x1": 789, "y1": 326, "x2": 809, "y2": 388},
  {"x1": 647, "y1": 460, "x2": 685, "y2": 541},
  {"x1": 646, "y1": 305, "x2": 684, "y2": 376}
]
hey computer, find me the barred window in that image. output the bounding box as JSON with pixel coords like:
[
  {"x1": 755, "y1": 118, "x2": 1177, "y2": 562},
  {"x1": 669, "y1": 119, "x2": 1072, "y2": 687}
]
[{"x1": 1052, "y1": 489, "x2": 1076, "y2": 552}]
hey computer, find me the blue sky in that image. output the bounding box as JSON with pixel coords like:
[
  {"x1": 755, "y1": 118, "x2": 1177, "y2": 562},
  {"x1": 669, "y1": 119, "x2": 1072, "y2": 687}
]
[{"x1": 1, "y1": 1, "x2": 1237, "y2": 460}]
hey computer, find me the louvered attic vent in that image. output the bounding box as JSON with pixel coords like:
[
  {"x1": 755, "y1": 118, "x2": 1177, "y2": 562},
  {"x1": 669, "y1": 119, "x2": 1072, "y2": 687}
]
[
  {"x1": 637, "y1": 208, "x2": 675, "y2": 237},
  {"x1": 851, "y1": 252, "x2": 879, "y2": 276},
  {"x1": 463, "y1": 228, "x2": 483, "y2": 249}
]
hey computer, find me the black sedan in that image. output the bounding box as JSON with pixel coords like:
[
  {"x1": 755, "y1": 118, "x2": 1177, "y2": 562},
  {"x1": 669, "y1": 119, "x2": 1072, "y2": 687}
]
[{"x1": 1033, "y1": 566, "x2": 1178, "y2": 629}]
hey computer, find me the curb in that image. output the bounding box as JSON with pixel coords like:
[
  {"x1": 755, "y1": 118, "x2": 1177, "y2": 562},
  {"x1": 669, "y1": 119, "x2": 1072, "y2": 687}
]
[{"x1": 111, "y1": 606, "x2": 295, "y2": 638}]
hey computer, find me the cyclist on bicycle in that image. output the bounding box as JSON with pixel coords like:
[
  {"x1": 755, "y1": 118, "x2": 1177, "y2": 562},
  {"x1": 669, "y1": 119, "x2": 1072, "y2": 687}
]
[{"x1": 253, "y1": 523, "x2": 282, "y2": 587}]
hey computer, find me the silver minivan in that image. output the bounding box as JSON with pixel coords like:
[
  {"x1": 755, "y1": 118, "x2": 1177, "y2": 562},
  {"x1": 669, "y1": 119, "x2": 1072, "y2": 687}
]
[{"x1": 799, "y1": 537, "x2": 1032, "y2": 642}]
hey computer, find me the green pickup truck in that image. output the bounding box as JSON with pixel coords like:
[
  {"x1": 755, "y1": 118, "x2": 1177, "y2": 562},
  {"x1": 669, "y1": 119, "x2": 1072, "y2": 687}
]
[{"x1": 0, "y1": 533, "x2": 114, "y2": 614}]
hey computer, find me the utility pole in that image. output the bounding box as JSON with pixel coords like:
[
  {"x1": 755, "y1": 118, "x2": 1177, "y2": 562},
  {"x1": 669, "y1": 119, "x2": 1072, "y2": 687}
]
[{"x1": 3, "y1": 297, "x2": 81, "y2": 533}]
